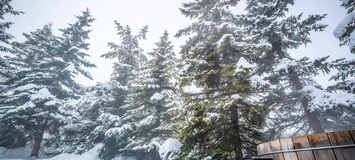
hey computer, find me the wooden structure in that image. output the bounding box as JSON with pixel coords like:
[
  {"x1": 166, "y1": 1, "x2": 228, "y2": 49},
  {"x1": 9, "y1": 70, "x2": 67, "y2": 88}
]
[{"x1": 257, "y1": 130, "x2": 355, "y2": 160}]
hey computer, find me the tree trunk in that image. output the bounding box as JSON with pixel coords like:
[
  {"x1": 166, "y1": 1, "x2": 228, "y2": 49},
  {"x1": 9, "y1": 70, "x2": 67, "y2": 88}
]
[
  {"x1": 231, "y1": 104, "x2": 244, "y2": 160},
  {"x1": 30, "y1": 119, "x2": 47, "y2": 157},
  {"x1": 301, "y1": 97, "x2": 325, "y2": 134},
  {"x1": 289, "y1": 72, "x2": 325, "y2": 134}
]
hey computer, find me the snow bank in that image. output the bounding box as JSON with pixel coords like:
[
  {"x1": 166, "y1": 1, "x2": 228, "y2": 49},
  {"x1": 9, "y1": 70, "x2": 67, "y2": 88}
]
[{"x1": 0, "y1": 144, "x2": 103, "y2": 160}]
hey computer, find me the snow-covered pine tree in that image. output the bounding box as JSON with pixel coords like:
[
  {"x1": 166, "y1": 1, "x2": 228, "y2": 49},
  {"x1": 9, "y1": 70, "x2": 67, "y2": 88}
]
[
  {"x1": 0, "y1": 0, "x2": 23, "y2": 109},
  {"x1": 319, "y1": 1, "x2": 355, "y2": 95},
  {"x1": 114, "y1": 30, "x2": 178, "y2": 160},
  {"x1": 238, "y1": 0, "x2": 334, "y2": 139},
  {"x1": 334, "y1": 0, "x2": 355, "y2": 53},
  {"x1": 0, "y1": 8, "x2": 96, "y2": 157},
  {"x1": 49, "y1": 82, "x2": 115, "y2": 155},
  {"x1": 0, "y1": 0, "x2": 23, "y2": 52},
  {"x1": 0, "y1": 23, "x2": 61, "y2": 152},
  {"x1": 99, "y1": 22, "x2": 148, "y2": 160},
  {"x1": 300, "y1": 0, "x2": 355, "y2": 132},
  {"x1": 175, "y1": 0, "x2": 271, "y2": 159}
]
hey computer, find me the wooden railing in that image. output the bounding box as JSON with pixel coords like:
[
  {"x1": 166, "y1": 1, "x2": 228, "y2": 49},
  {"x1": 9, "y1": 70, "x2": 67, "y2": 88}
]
[{"x1": 257, "y1": 130, "x2": 355, "y2": 160}]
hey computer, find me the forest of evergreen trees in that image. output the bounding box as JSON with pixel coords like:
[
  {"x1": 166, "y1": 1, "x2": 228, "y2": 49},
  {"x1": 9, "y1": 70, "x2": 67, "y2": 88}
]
[{"x1": 1, "y1": 0, "x2": 355, "y2": 160}]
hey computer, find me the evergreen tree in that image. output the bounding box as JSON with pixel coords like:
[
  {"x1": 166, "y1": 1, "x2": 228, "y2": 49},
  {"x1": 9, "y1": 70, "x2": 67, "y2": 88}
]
[
  {"x1": 48, "y1": 82, "x2": 115, "y2": 155},
  {"x1": 116, "y1": 30, "x2": 178, "y2": 160},
  {"x1": 238, "y1": 0, "x2": 335, "y2": 140},
  {"x1": 0, "y1": 0, "x2": 24, "y2": 52},
  {"x1": 334, "y1": 0, "x2": 355, "y2": 53},
  {"x1": 324, "y1": 1, "x2": 355, "y2": 95},
  {"x1": 99, "y1": 22, "x2": 148, "y2": 160},
  {"x1": 175, "y1": 0, "x2": 270, "y2": 159},
  {"x1": 0, "y1": 0, "x2": 23, "y2": 109},
  {"x1": 0, "y1": 8, "x2": 96, "y2": 157}
]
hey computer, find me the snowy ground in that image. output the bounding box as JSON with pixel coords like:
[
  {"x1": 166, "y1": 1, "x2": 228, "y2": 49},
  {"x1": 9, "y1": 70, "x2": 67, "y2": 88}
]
[
  {"x1": 0, "y1": 145, "x2": 105, "y2": 160},
  {"x1": 0, "y1": 139, "x2": 181, "y2": 160}
]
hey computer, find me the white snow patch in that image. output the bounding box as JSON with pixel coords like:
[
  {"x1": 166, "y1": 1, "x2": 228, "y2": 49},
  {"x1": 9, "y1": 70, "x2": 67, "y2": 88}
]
[
  {"x1": 63, "y1": 64, "x2": 77, "y2": 72},
  {"x1": 231, "y1": 94, "x2": 241, "y2": 100},
  {"x1": 15, "y1": 83, "x2": 38, "y2": 91},
  {"x1": 274, "y1": 58, "x2": 297, "y2": 72},
  {"x1": 105, "y1": 124, "x2": 132, "y2": 136},
  {"x1": 30, "y1": 88, "x2": 54, "y2": 100},
  {"x1": 7, "y1": 101, "x2": 35, "y2": 113},
  {"x1": 150, "y1": 92, "x2": 164, "y2": 101},
  {"x1": 249, "y1": 75, "x2": 270, "y2": 88},
  {"x1": 159, "y1": 138, "x2": 182, "y2": 160},
  {"x1": 303, "y1": 86, "x2": 355, "y2": 111},
  {"x1": 201, "y1": 21, "x2": 213, "y2": 26},
  {"x1": 235, "y1": 57, "x2": 255, "y2": 72},
  {"x1": 137, "y1": 115, "x2": 155, "y2": 127},
  {"x1": 333, "y1": 11, "x2": 355, "y2": 38},
  {"x1": 45, "y1": 100, "x2": 60, "y2": 106},
  {"x1": 203, "y1": 113, "x2": 219, "y2": 122},
  {"x1": 217, "y1": 34, "x2": 233, "y2": 46}
]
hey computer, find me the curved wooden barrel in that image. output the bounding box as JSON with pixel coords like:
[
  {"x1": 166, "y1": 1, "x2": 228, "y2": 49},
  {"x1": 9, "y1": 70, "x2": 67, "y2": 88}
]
[{"x1": 257, "y1": 130, "x2": 355, "y2": 160}]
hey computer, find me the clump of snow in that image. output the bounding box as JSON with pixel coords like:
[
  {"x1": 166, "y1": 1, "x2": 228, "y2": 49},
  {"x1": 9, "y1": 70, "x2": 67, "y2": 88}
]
[
  {"x1": 105, "y1": 124, "x2": 132, "y2": 136},
  {"x1": 98, "y1": 113, "x2": 121, "y2": 126},
  {"x1": 159, "y1": 138, "x2": 182, "y2": 160},
  {"x1": 235, "y1": 57, "x2": 255, "y2": 72},
  {"x1": 132, "y1": 137, "x2": 162, "y2": 151},
  {"x1": 78, "y1": 68, "x2": 93, "y2": 79},
  {"x1": 249, "y1": 75, "x2": 270, "y2": 88},
  {"x1": 30, "y1": 88, "x2": 54, "y2": 100},
  {"x1": 274, "y1": 58, "x2": 297, "y2": 73},
  {"x1": 217, "y1": 34, "x2": 234, "y2": 46},
  {"x1": 231, "y1": 94, "x2": 241, "y2": 100},
  {"x1": 201, "y1": 21, "x2": 213, "y2": 26},
  {"x1": 303, "y1": 86, "x2": 355, "y2": 111},
  {"x1": 45, "y1": 100, "x2": 61, "y2": 106},
  {"x1": 137, "y1": 115, "x2": 155, "y2": 127},
  {"x1": 334, "y1": 11, "x2": 355, "y2": 38},
  {"x1": 63, "y1": 64, "x2": 77, "y2": 72},
  {"x1": 203, "y1": 113, "x2": 220, "y2": 123},
  {"x1": 54, "y1": 57, "x2": 64, "y2": 62},
  {"x1": 150, "y1": 92, "x2": 164, "y2": 101},
  {"x1": 182, "y1": 84, "x2": 203, "y2": 94},
  {"x1": 178, "y1": 64, "x2": 190, "y2": 75},
  {"x1": 15, "y1": 83, "x2": 38, "y2": 91},
  {"x1": 7, "y1": 101, "x2": 35, "y2": 113}
]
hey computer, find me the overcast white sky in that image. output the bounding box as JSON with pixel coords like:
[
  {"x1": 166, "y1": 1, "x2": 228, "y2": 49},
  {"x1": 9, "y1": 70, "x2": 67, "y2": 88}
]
[{"x1": 4, "y1": 0, "x2": 354, "y2": 88}]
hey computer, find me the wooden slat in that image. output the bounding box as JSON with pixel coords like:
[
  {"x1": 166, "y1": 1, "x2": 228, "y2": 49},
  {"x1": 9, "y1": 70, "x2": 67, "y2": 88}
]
[
  {"x1": 280, "y1": 138, "x2": 298, "y2": 160},
  {"x1": 350, "y1": 130, "x2": 355, "y2": 140},
  {"x1": 270, "y1": 140, "x2": 285, "y2": 160},
  {"x1": 258, "y1": 142, "x2": 273, "y2": 159},
  {"x1": 292, "y1": 135, "x2": 315, "y2": 160},
  {"x1": 308, "y1": 133, "x2": 336, "y2": 160},
  {"x1": 327, "y1": 130, "x2": 355, "y2": 160}
]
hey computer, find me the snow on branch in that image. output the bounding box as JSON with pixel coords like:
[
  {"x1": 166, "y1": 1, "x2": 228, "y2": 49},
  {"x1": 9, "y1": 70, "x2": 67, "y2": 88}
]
[
  {"x1": 30, "y1": 88, "x2": 55, "y2": 100},
  {"x1": 159, "y1": 138, "x2": 183, "y2": 160},
  {"x1": 303, "y1": 86, "x2": 355, "y2": 111}
]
